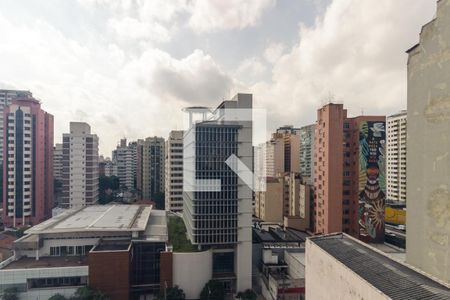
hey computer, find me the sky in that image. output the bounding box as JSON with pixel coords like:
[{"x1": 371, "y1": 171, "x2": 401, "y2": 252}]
[{"x1": 0, "y1": 0, "x2": 437, "y2": 156}]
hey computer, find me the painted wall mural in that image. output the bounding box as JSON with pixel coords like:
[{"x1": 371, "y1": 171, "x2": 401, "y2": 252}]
[{"x1": 358, "y1": 121, "x2": 386, "y2": 243}]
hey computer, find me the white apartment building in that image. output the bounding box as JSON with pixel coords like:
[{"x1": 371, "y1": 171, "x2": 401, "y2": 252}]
[
  {"x1": 61, "y1": 122, "x2": 99, "y2": 208},
  {"x1": 113, "y1": 139, "x2": 138, "y2": 190},
  {"x1": 53, "y1": 143, "x2": 63, "y2": 181},
  {"x1": 0, "y1": 90, "x2": 32, "y2": 168},
  {"x1": 164, "y1": 130, "x2": 183, "y2": 212},
  {"x1": 386, "y1": 111, "x2": 407, "y2": 202}
]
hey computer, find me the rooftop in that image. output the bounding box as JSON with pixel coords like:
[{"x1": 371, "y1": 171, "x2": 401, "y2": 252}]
[
  {"x1": 2, "y1": 256, "x2": 88, "y2": 270},
  {"x1": 26, "y1": 205, "x2": 153, "y2": 234},
  {"x1": 253, "y1": 225, "x2": 309, "y2": 246},
  {"x1": 310, "y1": 233, "x2": 450, "y2": 300}
]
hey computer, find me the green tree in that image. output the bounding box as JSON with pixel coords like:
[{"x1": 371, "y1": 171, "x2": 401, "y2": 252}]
[
  {"x1": 1, "y1": 288, "x2": 19, "y2": 300},
  {"x1": 157, "y1": 286, "x2": 186, "y2": 300},
  {"x1": 200, "y1": 280, "x2": 225, "y2": 300},
  {"x1": 72, "y1": 287, "x2": 108, "y2": 300},
  {"x1": 236, "y1": 289, "x2": 257, "y2": 300},
  {"x1": 48, "y1": 294, "x2": 69, "y2": 300},
  {"x1": 99, "y1": 175, "x2": 120, "y2": 204}
]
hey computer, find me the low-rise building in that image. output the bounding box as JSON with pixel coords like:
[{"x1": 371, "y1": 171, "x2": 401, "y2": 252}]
[
  {"x1": 253, "y1": 226, "x2": 307, "y2": 300},
  {"x1": 0, "y1": 204, "x2": 168, "y2": 300},
  {"x1": 306, "y1": 233, "x2": 450, "y2": 299}
]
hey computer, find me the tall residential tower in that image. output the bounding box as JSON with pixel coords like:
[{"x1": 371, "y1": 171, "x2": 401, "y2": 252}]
[
  {"x1": 165, "y1": 130, "x2": 183, "y2": 212},
  {"x1": 142, "y1": 137, "x2": 165, "y2": 207},
  {"x1": 386, "y1": 111, "x2": 407, "y2": 202},
  {"x1": 2, "y1": 96, "x2": 53, "y2": 227},
  {"x1": 61, "y1": 122, "x2": 99, "y2": 208}
]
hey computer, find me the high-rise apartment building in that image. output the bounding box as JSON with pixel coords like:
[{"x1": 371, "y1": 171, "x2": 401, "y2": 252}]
[
  {"x1": 183, "y1": 93, "x2": 253, "y2": 292},
  {"x1": 53, "y1": 143, "x2": 63, "y2": 181},
  {"x1": 386, "y1": 111, "x2": 407, "y2": 202},
  {"x1": 2, "y1": 96, "x2": 53, "y2": 227},
  {"x1": 0, "y1": 90, "x2": 33, "y2": 206},
  {"x1": 314, "y1": 104, "x2": 345, "y2": 235},
  {"x1": 406, "y1": 0, "x2": 450, "y2": 284},
  {"x1": 299, "y1": 124, "x2": 315, "y2": 182},
  {"x1": 165, "y1": 130, "x2": 183, "y2": 212},
  {"x1": 264, "y1": 126, "x2": 300, "y2": 177},
  {"x1": 142, "y1": 137, "x2": 165, "y2": 207},
  {"x1": 112, "y1": 138, "x2": 138, "y2": 190},
  {"x1": 314, "y1": 104, "x2": 386, "y2": 243},
  {"x1": 61, "y1": 122, "x2": 99, "y2": 208}
]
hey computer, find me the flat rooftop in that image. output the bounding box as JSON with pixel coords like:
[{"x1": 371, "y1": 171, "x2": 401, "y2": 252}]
[
  {"x1": 310, "y1": 233, "x2": 450, "y2": 300},
  {"x1": 2, "y1": 256, "x2": 88, "y2": 270},
  {"x1": 26, "y1": 205, "x2": 153, "y2": 234},
  {"x1": 253, "y1": 226, "x2": 308, "y2": 244}
]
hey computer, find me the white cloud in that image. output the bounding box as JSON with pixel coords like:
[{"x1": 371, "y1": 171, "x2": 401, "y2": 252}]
[
  {"x1": 0, "y1": 11, "x2": 235, "y2": 155},
  {"x1": 235, "y1": 57, "x2": 267, "y2": 84},
  {"x1": 263, "y1": 42, "x2": 285, "y2": 64},
  {"x1": 251, "y1": 0, "x2": 436, "y2": 129},
  {"x1": 188, "y1": 0, "x2": 276, "y2": 33},
  {"x1": 107, "y1": 17, "x2": 171, "y2": 43}
]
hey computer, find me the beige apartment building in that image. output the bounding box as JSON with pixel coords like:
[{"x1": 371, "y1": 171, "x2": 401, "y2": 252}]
[
  {"x1": 164, "y1": 130, "x2": 183, "y2": 213},
  {"x1": 255, "y1": 173, "x2": 311, "y2": 231},
  {"x1": 255, "y1": 177, "x2": 284, "y2": 223}
]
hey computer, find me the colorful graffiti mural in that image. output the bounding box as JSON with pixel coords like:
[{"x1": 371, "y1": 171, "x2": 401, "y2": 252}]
[{"x1": 358, "y1": 121, "x2": 386, "y2": 243}]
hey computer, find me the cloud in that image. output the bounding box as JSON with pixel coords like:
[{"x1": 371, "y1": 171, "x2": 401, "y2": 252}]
[
  {"x1": 251, "y1": 0, "x2": 436, "y2": 129},
  {"x1": 263, "y1": 43, "x2": 285, "y2": 64},
  {"x1": 0, "y1": 9, "x2": 235, "y2": 154},
  {"x1": 235, "y1": 57, "x2": 267, "y2": 84},
  {"x1": 188, "y1": 0, "x2": 276, "y2": 33}
]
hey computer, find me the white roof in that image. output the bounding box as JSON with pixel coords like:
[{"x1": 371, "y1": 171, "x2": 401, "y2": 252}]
[{"x1": 27, "y1": 205, "x2": 153, "y2": 234}]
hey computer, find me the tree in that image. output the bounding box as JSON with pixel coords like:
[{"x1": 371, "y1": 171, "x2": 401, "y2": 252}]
[
  {"x1": 1, "y1": 288, "x2": 18, "y2": 300},
  {"x1": 236, "y1": 289, "x2": 257, "y2": 300},
  {"x1": 157, "y1": 286, "x2": 186, "y2": 300},
  {"x1": 48, "y1": 294, "x2": 69, "y2": 300},
  {"x1": 99, "y1": 175, "x2": 120, "y2": 204},
  {"x1": 72, "y1": 287, "x2": 108, "y2": 300},
  {"x1": 200, "y1": 280, "x2": 225, "y2": 300}
]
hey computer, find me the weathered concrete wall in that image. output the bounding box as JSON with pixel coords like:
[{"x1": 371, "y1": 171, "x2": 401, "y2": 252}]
[
  {"x1": 305, "y1": 239, "x2": 388, "y2": 300},
  {"x1": 406, "y1": 0, "x2": 450, "y2": 284},
  {"x1": 172, "y1": 250, "x2": 212, "y2": 300}
]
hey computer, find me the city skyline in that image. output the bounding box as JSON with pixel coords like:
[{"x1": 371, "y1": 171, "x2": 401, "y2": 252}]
[{"x1": 0, "y1": 0, "x2": 437, "y2": 155}]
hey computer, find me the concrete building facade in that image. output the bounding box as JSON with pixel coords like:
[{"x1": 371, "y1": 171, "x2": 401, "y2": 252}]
[
  {"x1": 53, "y1": 143, "x2": 63, "y2": 181},
  {"x1": 406, "y1": 0, "x2": 450, "y2": 284},
  {"x1": 0, "y1": 90, "x2": 33, "y2": 221},
  {"x1": 182, "y1": 94, "x2": 253, "y2": 293},
  {"x1": 299, "y1": 124, "x2": 315, "y2": 183},
  {"x1": 142, "y1": 137, "x2": 165, "y2": 206},
  {"x1": 306, "y1": 233, "x2": 450, "y2": 300},
  {"x1": 112, "y1": 138, "x2": 139, "y2": 190},
  {"x1": 314, "y1": 104, "x2": 345, "y2": 235},
  {"x1": 386, "y1": 111, "x2": 407, "y2": 202},
  {"x1": 164, "y1": 130, "x2": 183, "y2": 213},
  {"x1": 314, "y1": 104, "x2": 386, "y2": 243},
  {"x1": 255, "y1": 173, "x2": 312, "y2": 231},
  {"x1": 61, "y1": 122, "x2": 99, "y2": 209},
  {"x1": 255, "y1": 177, "x2": 284, "y2": 223},
  {"x1": 2, "y1": 96, "x2": 54, "y2": 228}
]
